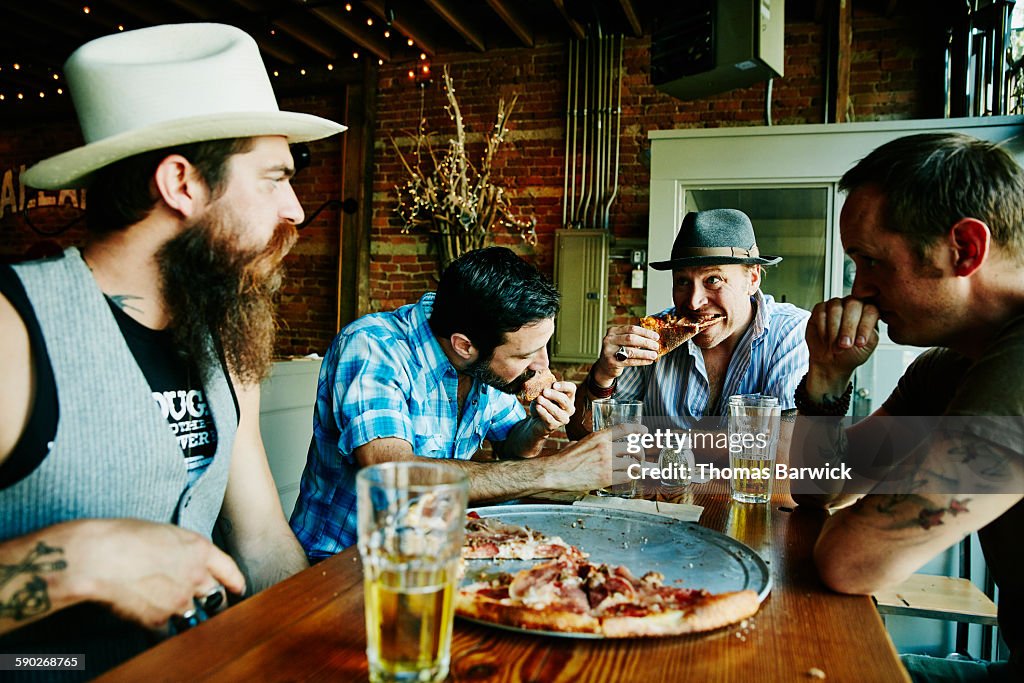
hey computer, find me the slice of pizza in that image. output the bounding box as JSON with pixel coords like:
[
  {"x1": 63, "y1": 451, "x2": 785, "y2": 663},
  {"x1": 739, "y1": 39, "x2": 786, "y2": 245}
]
[
  {"x1": 518, "y1": 368, "x2": 557, "y2": 402},
  {"x1": 583, "y1": 562, "x2": 760, "y2": 637},
  {"x1": 639, "y1": 312, "x2": 724, "y2": 356},
  {"x1": 457, "y1": 556, "x2": 601, "y2": 634},
  {"x1": 457, "y1": 556, "x2": 760, "y2": 637},
  {"x1": 462, "y1": 511, "x2": 582, "y2": 560}
]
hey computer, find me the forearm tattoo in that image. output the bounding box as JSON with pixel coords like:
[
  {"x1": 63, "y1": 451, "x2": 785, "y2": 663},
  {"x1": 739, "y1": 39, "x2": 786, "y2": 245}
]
[{"x1": 1, "y1": 542, "x2": 67, "y2": 621}]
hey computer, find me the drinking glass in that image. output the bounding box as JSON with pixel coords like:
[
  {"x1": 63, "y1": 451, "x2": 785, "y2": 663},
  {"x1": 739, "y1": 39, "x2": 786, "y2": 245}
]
[
  {"x1": 727, "y1": 394, "x2": 781, "y2": 504},
  {"x1": 591, "y1": 398, "x2": 644, "y2": 498},
  {"x1": 357, "y1": 462, "x2": 469, "y2": 683}
]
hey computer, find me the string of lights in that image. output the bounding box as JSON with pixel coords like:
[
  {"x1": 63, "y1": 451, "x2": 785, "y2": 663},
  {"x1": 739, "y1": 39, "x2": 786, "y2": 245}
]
[{"x1": 1, "y1": 2, "x2": 432, "y2": 106}]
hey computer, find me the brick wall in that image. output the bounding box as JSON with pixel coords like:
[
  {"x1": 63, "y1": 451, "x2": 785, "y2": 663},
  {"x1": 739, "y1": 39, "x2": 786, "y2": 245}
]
[{"x1": 0, "y1": 6, "x2": 935, "y2": 368}]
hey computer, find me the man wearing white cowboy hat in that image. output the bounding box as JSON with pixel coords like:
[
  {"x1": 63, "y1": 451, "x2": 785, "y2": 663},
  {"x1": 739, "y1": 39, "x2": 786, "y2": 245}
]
[
  {"x1": 0, "y1": 23, "x2": 344, "y2": 675},
  {"x1": 568, "y1": 208, "x2": 809, "y2": 455}
]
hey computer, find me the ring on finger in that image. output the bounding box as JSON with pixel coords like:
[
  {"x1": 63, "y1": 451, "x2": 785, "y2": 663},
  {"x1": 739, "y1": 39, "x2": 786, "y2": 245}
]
[
  {"x1": 198, "y1": 583, "x2": 227, "y2": 613},
  {"x1": 614, "y1": 345, "x2": 630, "y2": 362}
]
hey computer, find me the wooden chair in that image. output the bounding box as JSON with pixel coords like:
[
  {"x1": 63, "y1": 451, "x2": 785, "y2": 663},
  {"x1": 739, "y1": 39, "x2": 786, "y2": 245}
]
[{"x1": 873, "y1": 538, "x2": 998, "y2": 659}]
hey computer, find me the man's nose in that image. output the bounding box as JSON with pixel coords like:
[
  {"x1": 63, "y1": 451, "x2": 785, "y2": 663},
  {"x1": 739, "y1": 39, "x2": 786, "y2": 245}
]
[
  {"x1": 850, "y1": 272, "x2": 877, "y2": 300},
  {"x1": 685, "y1": 284, "x2": 708, "y2": 310},
  {"x1": 280, "y1": 183, "x2": 305, "y2": 225}
]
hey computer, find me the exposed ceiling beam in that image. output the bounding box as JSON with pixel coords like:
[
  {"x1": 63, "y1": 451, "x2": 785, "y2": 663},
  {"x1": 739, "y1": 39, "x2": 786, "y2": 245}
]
[
  {"x1": 4, "y1": 2, "x2": 90, "y2": 47},
  {"x1": 104, "y1": 0, "x2": 186, "y2": 26},
  {"x1": 309, "y1": 5, "x2": 390, "y2": 61},
  {"x1": 364, "y1": 0, "x2": 437, "y2": 56},
  {"x1": 226, "y1": 0, "x2": 342, "y2": 59},
  {"x1": 617, "y1": 0, "x2": 642, "y2": 37},
  {"x1": 485, "y1": 0, "x2": 533, "y2": 48},
  {"x1": 550, "y1": 0, "x2": 585, "y2": 40},
  {"x1": 165, "y1": 0, "x2": 304, "y2": 65},
  {"x1": 0, "y1": 68, "x2": 55, "y2": 93},
  {"x1": 423, "y1": 0, "x2": 486, "y2": 52}
]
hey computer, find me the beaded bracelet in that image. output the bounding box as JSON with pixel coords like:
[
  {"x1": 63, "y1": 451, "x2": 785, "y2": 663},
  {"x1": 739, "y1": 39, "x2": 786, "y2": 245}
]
[
  {"x1": 586, "y1": 368, "x2": 617, "y2": 399},
  {"x1": 794, "y1": 374, "x2": 853, "y2": 416}
]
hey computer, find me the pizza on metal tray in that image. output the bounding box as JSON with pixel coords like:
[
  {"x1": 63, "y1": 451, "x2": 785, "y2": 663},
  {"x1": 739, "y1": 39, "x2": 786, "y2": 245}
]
[{"x1": 458, "y1": 515, "x2": 759, "y2": 638}]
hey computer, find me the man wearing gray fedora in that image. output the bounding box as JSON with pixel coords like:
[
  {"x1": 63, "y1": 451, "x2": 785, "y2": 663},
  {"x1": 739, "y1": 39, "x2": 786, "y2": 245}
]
[
  {"x1": 0, "y1": 23, "x2": 345, "y2": 676},
  {"x1": 568, "y1": 208, "x2": 809, "y2": 454}
]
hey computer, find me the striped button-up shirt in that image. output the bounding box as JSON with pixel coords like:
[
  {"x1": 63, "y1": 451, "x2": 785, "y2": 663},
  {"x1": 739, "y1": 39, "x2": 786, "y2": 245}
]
[
  {"x1": 289, "y1": 293, "x2": 526, "y2": 558},
  {"x1": 616, "y1": 292, "x2": 809, "y2": 427}
]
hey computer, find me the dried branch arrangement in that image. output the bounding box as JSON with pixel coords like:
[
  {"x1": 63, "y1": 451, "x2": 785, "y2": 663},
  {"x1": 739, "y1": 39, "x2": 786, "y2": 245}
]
[{"x1": 392, "y1": 65, "x2": 537, "y2": 271}]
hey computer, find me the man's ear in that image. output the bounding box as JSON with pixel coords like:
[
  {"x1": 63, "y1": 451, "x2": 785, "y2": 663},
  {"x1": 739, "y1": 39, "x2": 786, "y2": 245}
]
[
  {"x1": 153, "y1": 154, "x2": 207, "y2": 219},
  {"x1": 449, "y1": 333, "x2": 477, "y2": 361},
  {"x1": 948, "y1": 218, "x2": 990, "y2": 277},
  {"x1": 747, "y1": 264, "x2": 762, "y2": 294}
]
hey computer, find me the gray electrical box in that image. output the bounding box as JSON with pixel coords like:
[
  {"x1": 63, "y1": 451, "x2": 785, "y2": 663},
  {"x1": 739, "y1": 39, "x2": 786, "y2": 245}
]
[
  {"x1": 552, "y1": 230, "x2": 609, "y2": 363},
  {"x1": 651, "y1": 0, "x2": 785, "y2": 101}
]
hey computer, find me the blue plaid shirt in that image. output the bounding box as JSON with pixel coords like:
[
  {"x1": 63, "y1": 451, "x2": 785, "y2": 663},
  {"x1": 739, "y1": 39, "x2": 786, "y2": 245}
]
[
  {"x1": 289, "y1": 293, "x2": 526, "y2": 558},
  {"x1": 616, "y1": 292, "x2": 809, "y2": 426}
]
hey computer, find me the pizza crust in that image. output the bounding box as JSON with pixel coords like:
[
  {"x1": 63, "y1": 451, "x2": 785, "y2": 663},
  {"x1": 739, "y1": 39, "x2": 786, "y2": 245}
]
[
  {"x1": 456, "y1": 587, "x2": 601, "y2": 634},
  {"x1": 518, "y1": 368, "x2": 557, "y2": 402},
  {"x1": 600, "y1": 590, "x2": 760, "y2": 638}
]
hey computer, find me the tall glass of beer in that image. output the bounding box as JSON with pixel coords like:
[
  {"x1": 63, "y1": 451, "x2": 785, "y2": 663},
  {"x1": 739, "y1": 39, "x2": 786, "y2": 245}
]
[
  {"x1": 727, "y1": 394, "x2": 781, "y2": 504},
  {"x1": 357, "y1": 462, "x2": 469, "y2": 683}
]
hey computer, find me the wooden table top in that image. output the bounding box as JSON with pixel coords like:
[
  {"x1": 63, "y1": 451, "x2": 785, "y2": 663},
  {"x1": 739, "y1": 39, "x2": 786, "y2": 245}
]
[{"x1": 99, "y1": 483, "x2": 909, "y2": 682}]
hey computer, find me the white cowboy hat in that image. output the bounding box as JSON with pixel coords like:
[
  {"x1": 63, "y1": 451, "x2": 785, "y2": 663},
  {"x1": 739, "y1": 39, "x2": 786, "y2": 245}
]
[{"x1": 23, "y1": 23, "x2": 347, "y2": 189}]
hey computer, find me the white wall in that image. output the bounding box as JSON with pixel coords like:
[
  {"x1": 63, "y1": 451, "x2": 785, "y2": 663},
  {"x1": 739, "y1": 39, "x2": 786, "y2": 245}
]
[{"x1": 259, "y1": 358, "x2": 322, "y2": 518}]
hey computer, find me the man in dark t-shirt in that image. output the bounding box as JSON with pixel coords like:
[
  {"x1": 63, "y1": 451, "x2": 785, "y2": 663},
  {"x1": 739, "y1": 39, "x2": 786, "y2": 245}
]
[{"x1": 791, "y1": 132, "x2": 1024, "y2": 682}]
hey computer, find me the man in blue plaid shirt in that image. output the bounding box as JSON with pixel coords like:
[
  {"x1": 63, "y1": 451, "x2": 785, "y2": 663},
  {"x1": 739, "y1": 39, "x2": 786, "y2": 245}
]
[{"x1": 290, "y1": 247, "x2": 618, "y2": 558}]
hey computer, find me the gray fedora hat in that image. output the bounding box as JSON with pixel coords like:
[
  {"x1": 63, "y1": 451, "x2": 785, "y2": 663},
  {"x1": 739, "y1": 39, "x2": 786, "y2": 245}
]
[{"x1": 649, "y1": 208, "x2": 782, "y2": 270}]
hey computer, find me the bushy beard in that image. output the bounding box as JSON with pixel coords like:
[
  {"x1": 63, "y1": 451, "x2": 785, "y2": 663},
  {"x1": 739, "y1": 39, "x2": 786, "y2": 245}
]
[
  {"x1": 156, "y1": 205, "x2": 297, "y2": 386},
  {"x1": 463, "y1": 356, "x2": 535, "y2": 395}
]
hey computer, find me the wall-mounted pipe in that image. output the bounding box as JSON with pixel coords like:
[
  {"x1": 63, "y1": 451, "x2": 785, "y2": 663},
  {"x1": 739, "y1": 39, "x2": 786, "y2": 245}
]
[{"x1": 564, "y1": 33, "x2": 624, "y2": 230}]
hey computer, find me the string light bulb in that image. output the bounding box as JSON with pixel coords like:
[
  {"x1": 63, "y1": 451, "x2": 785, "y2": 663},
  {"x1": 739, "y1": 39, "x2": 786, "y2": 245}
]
[
  {"x1": 57, "y1": 88, "x2": 63, "y2": 94},
  {"x1": 366, "y1": 18, "x2": 373, "y2": 26},
  {"x1": 117, "y1": 24, "x2": 124, "y2": 31},
  {"x1": 408, "y1": 69, "x2": 415, "y2": 79},
  {"x1": 272, "y1": 70, "x2": 279, "y2": 77},
  {"x1": 352, "y1": 52, "x2": 359, "y2": 59},
  {"x1": 17, "y1": 93, "x2": 24, "y2": 100},
  {"x1": 420, "y1": 53, "x2": 427, "y2": 60},
  {"x1": 327, "y1": 63, "x2": 334, "y2": 71},
  {"x1": 39, "y1": 91, "x2": 45, "y2": 98},
  {"x1": 13, "y1": 63, "x2": 20, "y2": 70},
  {"x1": 52, "y1": 73, "x2": 59, "y2": 80},
  {"x1": 407, "y1": 38, "x2": 414, "y2": 46},
  {"x1": 378, "y1": 59, "x2": 383, "y2": 66},
  {"x1": 83, "y1": 6, "x2": 90, "y2": 14},
  {"x1": 345, "y1": 3, "x2": 352, "y2": 10},
  {"x1": 384, "y1": 30, "x2": 391, "y2": 38},
  {"x1": 300, "y1": 68, "x2": 306, "y2": 75}
]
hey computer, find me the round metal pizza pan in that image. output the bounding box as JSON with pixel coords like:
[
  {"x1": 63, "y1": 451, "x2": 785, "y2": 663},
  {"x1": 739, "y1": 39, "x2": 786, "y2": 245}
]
[{"x1": 458, "y1": 504, "x2": 771, "y2": 639}]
